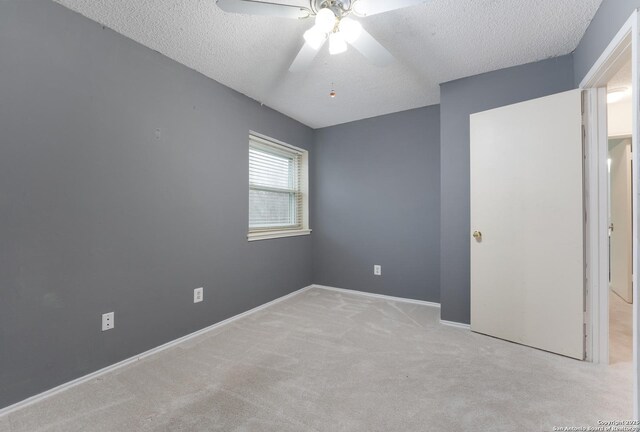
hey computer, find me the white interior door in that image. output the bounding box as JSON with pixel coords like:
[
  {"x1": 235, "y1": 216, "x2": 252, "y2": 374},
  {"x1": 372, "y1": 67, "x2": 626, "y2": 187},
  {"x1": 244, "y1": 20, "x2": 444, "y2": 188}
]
[
  {"x1": 470, "y1": 89, "x2": 585, "y2": 360},
  {"x1": 610, "y1": 139, "x2": 633, "y2": 303}
]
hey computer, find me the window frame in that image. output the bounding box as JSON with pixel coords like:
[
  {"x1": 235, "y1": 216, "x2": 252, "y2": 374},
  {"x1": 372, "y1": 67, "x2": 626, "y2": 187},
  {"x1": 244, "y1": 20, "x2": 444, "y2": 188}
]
[{"x1": 247, "y1": 132, "x2": 311, "y2": 241}]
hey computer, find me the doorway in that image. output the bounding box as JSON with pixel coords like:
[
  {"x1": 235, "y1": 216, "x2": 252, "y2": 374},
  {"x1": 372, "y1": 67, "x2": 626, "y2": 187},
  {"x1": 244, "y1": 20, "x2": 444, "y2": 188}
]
[
  {"x1": 580, "y1": 10, "x2": 639, "y2": 418},
  {"x1": 606, "y1": 57, "x2": 634, "y2": 365}
]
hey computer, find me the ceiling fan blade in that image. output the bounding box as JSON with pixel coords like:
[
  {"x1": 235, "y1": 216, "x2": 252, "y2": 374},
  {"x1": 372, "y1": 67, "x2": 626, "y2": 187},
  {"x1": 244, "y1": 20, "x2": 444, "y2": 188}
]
[
  {"x1": 289, "y1": 40, "x2": 325, "y2": 72},
  {"x1": 216, "y1": 0, "x2": 311, "y2": 19},
  {"x1": 352, "y1": 0, "x2": 428, "y2": 17},
  {"x1": 349, "y1": 27, "x2": 394, "y2": 67}
]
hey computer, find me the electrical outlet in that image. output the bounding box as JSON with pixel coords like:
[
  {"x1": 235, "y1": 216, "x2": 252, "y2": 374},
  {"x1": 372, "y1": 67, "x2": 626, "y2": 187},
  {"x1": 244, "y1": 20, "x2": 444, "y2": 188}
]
[
  {"x1": 374, "y1": 265, "x2": 382, "y2": 276},
  {"x1": 102, "y1": 312, "x2": 114, "y2": 331},
  {"x1": 194, "y1": 287, "x2": 203, "y2": 303}
]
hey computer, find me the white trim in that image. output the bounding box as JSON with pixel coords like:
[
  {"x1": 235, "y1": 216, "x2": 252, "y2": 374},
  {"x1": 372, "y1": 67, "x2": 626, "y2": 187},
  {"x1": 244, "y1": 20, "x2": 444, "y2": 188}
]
[
  {"x1": 0, "y1": 284, "x2": 442, "y2": 417},
  {"x1": 439, "y1": 320, "x2": 471, "y2": 330},
  {"x1": 248, "y1": 131, "x2": 311, "y2": 239},
  {"x1": 311, "y1": 284, "x2": 441, "y2": 308},
  {"x1": 632, "y1": 12, "x2": 639, "y2": 421},
  {"x1": 583, "y1": 87, "x2": 610, "y2": 364},
  {"x1": 579, "y1": 12, "x2": 636, "y2": 89},
  {"x1": 0, "y1": 285, "x2": 314, "y2": 418},
  {"x1": 596, "y1": 86, "x2": 611, "y2": 365},
  {"x1": 609, "y1": 133, "x2": 634, "y2": 140},
  {"x1": 247, "y1": 228, "x2": 312, "y2": 241},
  {"x1": 579, "y1": 8, "x2": 639, "y2": 419},
  {"x1": 300, "y1": 150, "x2": 309, "y2": 230},
  {"x1": 248, "y1": 130, "x2": 305, "y2": 154}
]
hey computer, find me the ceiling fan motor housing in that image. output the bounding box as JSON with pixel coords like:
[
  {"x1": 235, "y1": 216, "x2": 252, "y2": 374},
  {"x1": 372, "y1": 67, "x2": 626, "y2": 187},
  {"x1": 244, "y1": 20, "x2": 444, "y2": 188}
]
[{"x1": 314, "y1": 0, "x2": 352, "y2": 18}]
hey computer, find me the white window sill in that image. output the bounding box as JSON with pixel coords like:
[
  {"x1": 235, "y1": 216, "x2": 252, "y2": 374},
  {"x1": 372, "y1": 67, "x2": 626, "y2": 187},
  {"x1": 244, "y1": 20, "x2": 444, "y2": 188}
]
[{"x1": 247, "y1": 229, "x2": 312, "y2": 242}]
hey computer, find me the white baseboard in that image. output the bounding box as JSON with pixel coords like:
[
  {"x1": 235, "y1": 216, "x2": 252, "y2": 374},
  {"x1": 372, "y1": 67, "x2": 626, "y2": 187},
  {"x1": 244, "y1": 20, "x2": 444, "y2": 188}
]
[
  {"x1": 0, "y1": 285, "x2": 314, "y2": 418},
  {"x1": 1, "y1": 283, "x2": 445, "y2": 417},
  {"x1": 440, "y1": 319, "x2": 471, "y2": 330},
  {"x1": 311, "y1": 284, "x2": 441, "y2": 308}
]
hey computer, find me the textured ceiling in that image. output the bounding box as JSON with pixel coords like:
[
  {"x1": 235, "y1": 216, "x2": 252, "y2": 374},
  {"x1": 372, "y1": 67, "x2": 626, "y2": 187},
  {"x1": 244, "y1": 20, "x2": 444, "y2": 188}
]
[
  {"x1": 54, "y1": 0, "x2": 602, "y2": 128},
  {"x1": 608, "y1": 57, "x2": 632, "y2": 93}
]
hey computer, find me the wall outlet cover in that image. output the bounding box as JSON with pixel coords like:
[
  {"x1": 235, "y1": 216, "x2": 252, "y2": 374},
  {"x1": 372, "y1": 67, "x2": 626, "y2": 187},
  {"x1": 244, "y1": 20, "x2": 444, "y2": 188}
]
[
  {"x1": 194, "y1": 287, "x2": 203, "y2": 303},
  {"x1": 102, "y1": 312, "x2": 114, "y2": 331},
  {"x1": 374, "y1": 265, "x2": 382, "y2": 276}
]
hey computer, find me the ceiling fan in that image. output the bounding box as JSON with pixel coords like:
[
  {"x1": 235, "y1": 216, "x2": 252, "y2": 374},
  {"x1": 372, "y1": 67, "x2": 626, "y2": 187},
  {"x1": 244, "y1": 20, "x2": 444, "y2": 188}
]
[{"x1": 215, "y1": 0, "x2": 428, "y2": 72}]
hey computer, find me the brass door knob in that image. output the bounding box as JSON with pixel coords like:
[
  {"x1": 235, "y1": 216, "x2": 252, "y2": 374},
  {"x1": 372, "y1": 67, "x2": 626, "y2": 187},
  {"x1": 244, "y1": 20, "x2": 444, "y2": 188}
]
[{"x1": 472, "y1": 231, "x2": 482, "y2": 240}]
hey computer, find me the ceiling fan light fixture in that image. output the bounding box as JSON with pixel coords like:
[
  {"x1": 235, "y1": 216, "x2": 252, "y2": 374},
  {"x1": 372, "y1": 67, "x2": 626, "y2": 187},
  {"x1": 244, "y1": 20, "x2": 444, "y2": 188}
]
[
  {"x1": 339, "y1": 17, "x2": 362, "y2": 43},
  {"x1": 315, "y1": 8, "x2": 336, "y2": 33},
  {"x1": 607, "y1": 87, "x2": 630, "y2": 104},
  {"x1": 329, "y1": 31, "x2": 347, "y2": 55},
  {"x1": 304, "y1": 26, "x2": 327, "y2": 50}
]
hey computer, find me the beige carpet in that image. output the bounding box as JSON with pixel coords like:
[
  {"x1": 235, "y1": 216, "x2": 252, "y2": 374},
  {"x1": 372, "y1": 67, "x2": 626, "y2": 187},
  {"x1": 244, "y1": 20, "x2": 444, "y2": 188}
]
[{"x1": 0, "y1": 288, "x2": 633, "y2": 432}]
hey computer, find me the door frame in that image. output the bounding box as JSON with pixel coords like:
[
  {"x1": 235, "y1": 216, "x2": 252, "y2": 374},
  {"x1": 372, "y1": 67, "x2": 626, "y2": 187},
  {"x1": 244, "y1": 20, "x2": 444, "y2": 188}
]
[{"x1": 580, "y1": 9, "x2": 639, "y2": 418}]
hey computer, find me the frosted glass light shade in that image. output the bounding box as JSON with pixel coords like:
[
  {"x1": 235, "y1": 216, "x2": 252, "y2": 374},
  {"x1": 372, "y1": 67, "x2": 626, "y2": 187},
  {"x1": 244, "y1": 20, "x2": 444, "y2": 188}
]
[
  {"x1": 339, "y1": 18, "x2": 362, "y2": 43},
  {"x1": 315, "y1": 8, "x2": 336, "y2": 33},
  {"x1": 304, "y1": 26, "x2": 326, "y2": 50},
  {"x1": 329, "y1": 32, "x2": 347, "y2": 55}
]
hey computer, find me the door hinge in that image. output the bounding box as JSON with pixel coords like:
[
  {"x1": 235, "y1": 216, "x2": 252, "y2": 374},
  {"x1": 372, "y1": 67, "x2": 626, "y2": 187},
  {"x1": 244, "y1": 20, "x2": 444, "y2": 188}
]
[
  {"x1": 583, "y1": 322, "x2": 588, "y2": 360},
  {"x1": 581, "y1": 125, "x2": 587, "y2": 161}
]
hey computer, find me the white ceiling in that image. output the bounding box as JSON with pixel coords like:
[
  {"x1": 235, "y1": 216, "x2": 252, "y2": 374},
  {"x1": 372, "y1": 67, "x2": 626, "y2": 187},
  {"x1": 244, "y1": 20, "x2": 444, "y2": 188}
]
[
  {"x1": 608, "y1": 57, "x2": 632, "y2": 95},
  {"x1": 54, "y1": 0, "x2": 602, "y2": 128},
  {"x1": 606, "y1": 54, "x2": 632, "y2": 137}
]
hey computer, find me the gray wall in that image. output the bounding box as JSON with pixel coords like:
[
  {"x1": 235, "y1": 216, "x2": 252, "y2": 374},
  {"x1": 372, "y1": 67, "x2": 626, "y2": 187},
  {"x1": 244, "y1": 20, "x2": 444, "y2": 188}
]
[
  {"x1": 573, "y1": 0, "x2": 640, "y2": 85},
  {"x1": 0, "y1": 0, "x2": 313, "y2": 409},
  {"x1": 439, "y1": 55, "x2": 575, "y2": 324},
  {"x1": 2, "y1": 0, "x2": 619, "y2": 412},
  {"x1": 312, "y1": 106, "x2": 441, "y2": 302}
]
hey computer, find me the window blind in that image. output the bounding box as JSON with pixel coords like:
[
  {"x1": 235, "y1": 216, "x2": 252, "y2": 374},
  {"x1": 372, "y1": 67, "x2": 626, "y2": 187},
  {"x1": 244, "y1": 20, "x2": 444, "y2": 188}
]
[{"x1": 249, "y1": 136, "x2": 302, "y2": 232}]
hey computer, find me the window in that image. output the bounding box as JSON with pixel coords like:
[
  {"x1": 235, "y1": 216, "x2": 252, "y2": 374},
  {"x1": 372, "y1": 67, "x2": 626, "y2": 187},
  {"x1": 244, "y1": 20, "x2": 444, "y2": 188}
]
[{"x1": 248, "y1": 133, "x2": 310, "y2": 241}]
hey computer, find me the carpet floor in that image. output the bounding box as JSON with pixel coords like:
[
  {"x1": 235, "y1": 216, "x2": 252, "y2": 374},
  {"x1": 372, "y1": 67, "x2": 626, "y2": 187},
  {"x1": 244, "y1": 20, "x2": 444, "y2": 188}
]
[{"x1": 0, "y1": 287, "x2": 633, "y2": 431}]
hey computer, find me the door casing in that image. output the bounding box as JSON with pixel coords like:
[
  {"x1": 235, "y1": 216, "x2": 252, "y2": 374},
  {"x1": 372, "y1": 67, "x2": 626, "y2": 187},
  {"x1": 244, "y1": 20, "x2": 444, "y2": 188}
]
[{"x1": 580, "y1": 9, "x2": 639, "y2": 420}]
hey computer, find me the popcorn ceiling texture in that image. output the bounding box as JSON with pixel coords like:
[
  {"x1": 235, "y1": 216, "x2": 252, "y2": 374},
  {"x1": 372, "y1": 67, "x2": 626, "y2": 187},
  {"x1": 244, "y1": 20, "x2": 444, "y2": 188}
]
[
  {"x1": 54, "y1": 0, "x2": 602, "y2": 128},
  {"x1": 608, "y1": 57, "x2": 632, "y2": 92}
]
